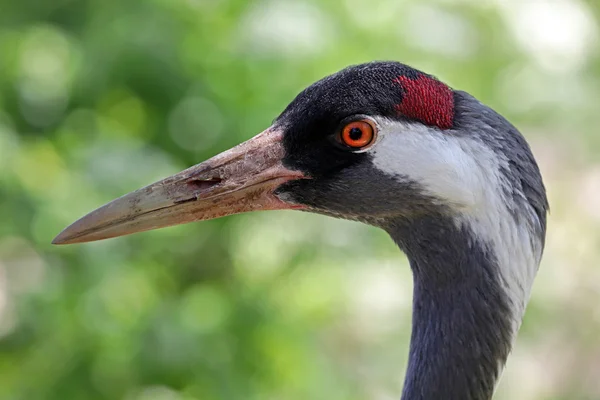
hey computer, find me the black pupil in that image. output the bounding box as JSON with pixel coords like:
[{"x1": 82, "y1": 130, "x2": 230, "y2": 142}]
[{"x1": 349, "y1": 127, "x2": 363, "y2": 141}]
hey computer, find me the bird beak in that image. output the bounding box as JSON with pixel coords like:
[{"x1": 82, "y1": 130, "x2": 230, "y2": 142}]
[{"x1": 52, "y1": 127, "x2": 307, "y2": 245}]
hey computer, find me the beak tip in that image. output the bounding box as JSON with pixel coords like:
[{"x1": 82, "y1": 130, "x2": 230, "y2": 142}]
[
  {"x1": 52, "y1": 230, "x2": 74, "y2": 245},
  {"x1": 52, "y1": 220, "x2": 92, "y2": 245}
]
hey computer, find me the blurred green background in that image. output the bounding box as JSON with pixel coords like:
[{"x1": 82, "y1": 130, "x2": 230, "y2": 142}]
[{"x1": 1, "y1": 0, "x2": 599, "y2": 399}]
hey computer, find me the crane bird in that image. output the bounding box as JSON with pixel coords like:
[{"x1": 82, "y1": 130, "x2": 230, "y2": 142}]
[{"x1": 53, "y1": 61, "x2": 548, "y2": 400}]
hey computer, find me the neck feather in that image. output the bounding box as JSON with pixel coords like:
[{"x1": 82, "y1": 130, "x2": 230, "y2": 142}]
[{"x1": 386, "y1": 213, "x2": 535, "y2": 400}]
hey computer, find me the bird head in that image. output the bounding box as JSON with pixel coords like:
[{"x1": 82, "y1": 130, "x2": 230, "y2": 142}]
[
  {"x1": 52, "y1": 61, "x2": 549, "y2": 400},
  {"x1": 53, "y1": 61, "x2": 546, "y2": 249}
]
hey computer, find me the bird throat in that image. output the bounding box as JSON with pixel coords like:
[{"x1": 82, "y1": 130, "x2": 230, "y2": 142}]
[{"x1": 385, "y1": 214, "x2": 519, "y2": 400}]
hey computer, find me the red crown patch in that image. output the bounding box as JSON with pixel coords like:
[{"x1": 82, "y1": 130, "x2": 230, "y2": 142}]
[{"x1": 393, "y1": 75, "x2": 454, "y2": 130}]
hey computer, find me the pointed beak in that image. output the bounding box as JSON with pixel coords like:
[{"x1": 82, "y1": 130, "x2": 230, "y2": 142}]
[{"x1": 52, "y1": 127, "x2": 306, "y2": 245}]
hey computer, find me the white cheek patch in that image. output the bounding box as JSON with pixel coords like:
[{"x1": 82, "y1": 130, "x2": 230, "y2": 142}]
[
  {"x1": 371, "y1": 120, "x2": 484, "y2": 209},
  {"x1": 370, "y1": 119, "x2": 543, "y2": 343}
]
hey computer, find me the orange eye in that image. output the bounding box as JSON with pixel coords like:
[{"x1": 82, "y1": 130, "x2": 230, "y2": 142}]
[{"x1": 340, "y1": 119, "x2": 376, "y2": 149}]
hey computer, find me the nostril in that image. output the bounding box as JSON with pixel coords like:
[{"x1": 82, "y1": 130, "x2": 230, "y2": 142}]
[{"x1": 187, "y1": 178, "x2": 222, "y2": 191}]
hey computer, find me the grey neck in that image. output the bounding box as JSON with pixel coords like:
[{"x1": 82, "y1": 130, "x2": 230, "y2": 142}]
[{"x1": 385, "y1": 215, "x2": 515, "y2": 400}]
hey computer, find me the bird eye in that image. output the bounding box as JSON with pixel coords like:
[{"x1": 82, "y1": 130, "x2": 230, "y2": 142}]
[{"x1": 339, "y1": 119, "x2": 377, "y2": 150}]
